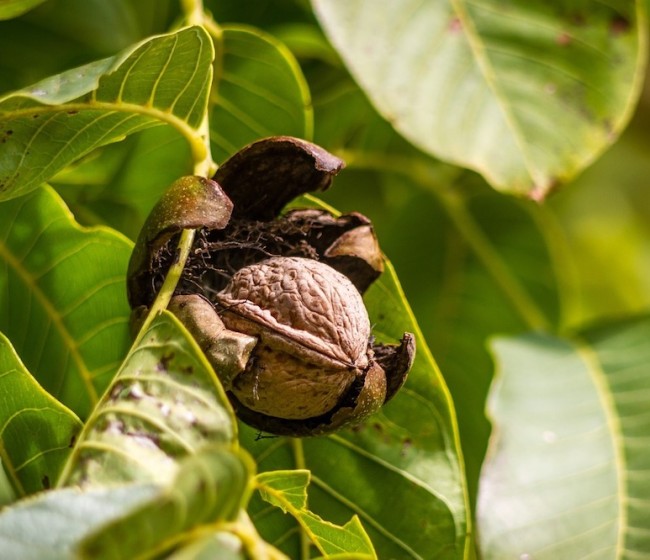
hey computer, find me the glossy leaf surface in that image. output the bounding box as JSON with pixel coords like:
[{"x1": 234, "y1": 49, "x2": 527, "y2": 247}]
[
  {"x1": 313, "y1": 0, "x2": 646, "y2": 197},
  {"x1": 0, "y1": 331, "x2": 82, "y2": 496},
  {"x1": 0, "y1": 25, "x2": 213, "y2": 200},
  {"x1": 0, "y1": 185, "x2": 132, "y2": 418},
  {"x1": 478, "y1": 319, "x2": 650, "y2": 558}
]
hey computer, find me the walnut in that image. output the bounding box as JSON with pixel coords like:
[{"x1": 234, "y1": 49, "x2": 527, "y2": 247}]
[
  {"x1": 127, "y1": 136, "x2": 414, "y2": 436},
  {"x1": 215, "y1": 256, "x2": 372, "y2": 420}
]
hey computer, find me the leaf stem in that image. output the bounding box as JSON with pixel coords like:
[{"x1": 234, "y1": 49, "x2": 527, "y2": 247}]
[
  {"x1": 339, "y1": 149, "x2": 551, "y2": 332},
  {"x1": 179, "y1": 0, "x2": 217, "y2": 176},
  {"x1": 181, "y1": 0, "x2": 205, "y2": 26},
  {"x1": 134, "y1": 228, "x2": 196, "y2": 345}
]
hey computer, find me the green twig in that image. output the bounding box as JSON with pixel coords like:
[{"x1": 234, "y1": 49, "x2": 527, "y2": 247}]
[
  {"x1": 181, "y1": 0, "x2": 205, "y2": 26},
  {"x1": 180, "y1": 0, "x2": 217, "y2": 176},
  {"x1": 133, "y1": 228, "x2": 197, "y2": 345}
]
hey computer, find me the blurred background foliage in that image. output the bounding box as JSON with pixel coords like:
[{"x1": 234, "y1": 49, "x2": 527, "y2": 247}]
[{"x1": 1, "y1": 0, "x2": 649, "y2": 514}]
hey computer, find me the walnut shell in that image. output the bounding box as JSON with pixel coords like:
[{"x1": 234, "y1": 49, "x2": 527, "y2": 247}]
[{"x1": 215, "y1": 256, "x2": 372, "y2": 419}]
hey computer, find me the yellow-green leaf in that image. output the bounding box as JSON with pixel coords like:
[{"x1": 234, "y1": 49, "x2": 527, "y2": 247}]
[
  {"x1": 313, "y1": 0, "x2": 647, "y2": 198},
  {"x1": 0, "y1": 26, "x2": 214, "y2": 200},
  {"x1": 0, "y1": 331, "x2": 82, "y2": 497}
]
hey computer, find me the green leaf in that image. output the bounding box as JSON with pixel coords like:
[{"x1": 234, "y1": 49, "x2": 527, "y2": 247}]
[
  {"x1": 256, "y1": 470, "x2": 376, "y2": 559},
  {"x1": 0, "y1": 0, "x2": 46, "y2": 20},
  {"x1": 0, "y1": 461, "x2": 15, "y2": 505},
  {"x1": 0, "y1": 185, "x2": 132, "y2": 418},
  {"x1": 478, "y1": 318, "x2": 650, "y2": 558},
  {"x1": 0, "y1": 25, "x2": 213, "y2": 201},
  {"x1": 0, "y1": 331, "x2": 82, "y2": 496},
  {"x1": 312, "y1": 0, "x2": 647, "y2": 198},
  {"x1": 78, "y1": 445, "x2": 254, "y2": 560},
  {"x1": 60, "y1": 312, "x2": 237, "y2": 487},
  {"x1": 53, "y1": 125, "x2": 192, "y2": 239},
  {"x1": 246, "y1": 258, "x2": 469, "y2": 559},
  {"x1": 0, "y1": 483, "x2": 159, "y2": 560},
  {"x1": 210, "y1": 25, "x2": 313, "y2": 162}
]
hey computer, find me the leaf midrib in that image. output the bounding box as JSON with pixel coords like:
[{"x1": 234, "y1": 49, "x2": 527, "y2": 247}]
[
  {"x1": 450, "y1": 0, "x2": 537, "y2": 186},
  {"x1": 575, "y1": 338, "x2": 626, "y2": 558}
]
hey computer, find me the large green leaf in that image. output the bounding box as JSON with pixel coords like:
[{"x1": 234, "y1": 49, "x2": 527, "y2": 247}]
[
  {"x1": 0, "y1": 185, "x2": 132, "y2": 418},
  {"x1": 210, "y1": 24, "x2": 312, "y2": 162},
  {"x1": 60, "y1": 312, "x2": 237, "y2": 487},
  {"x1": 312, "y1": 0, "x2": 647, "y2": 198},
  {"x1": 246, "y1": 260, "x2": 469, "y2": 560},
  {"x1": 0, "y1": 25, "x2": 213, "y2": 201},
  {"x1": 478, "y1": 318, "x2": 650, "y2": 558},
  {"x1": 0, "y1": 331, "x2": 82, "y2": 496},
  {"x1": 0, "y1": 483, "x2": 159, "y2": 560},
  {"x1": 79, "y1": 446, "x2": 254, "y2": 559}
]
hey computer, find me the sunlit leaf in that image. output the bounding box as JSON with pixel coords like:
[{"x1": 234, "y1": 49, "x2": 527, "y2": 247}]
[
  {"x1": 478, "y1": 318, "x2": 650, "y2": 558},
  {"x1": 0, "y1": 185, "x2": 132, "y2": 418},
  {"x1": 246, "y1": 258, "x2": 469, "y2": 559},
  {"x1": 60, "y1": 312, "x2": 237, "y2": 487},
  {"x1": 78, "y1": 445, "x2": 254, "y2": 560},
  {"x1": 0, "y1": 331, "x2": 82, "y2": 496},
  {"x1": 0, "y1": 25, "x2": 213, "y2": 201},
  {"x1": 313, "y1": 0, "x2": 646, "y2": 198},
  {"x1": 210, "y1": 25, "x2": 312, "y2": 162},
  {"x1": 257, "y1": 470, "x2": 376, "y2": 558},
  {"x1": 0, "y1": 483, "x2": 159, "y2": 560}
]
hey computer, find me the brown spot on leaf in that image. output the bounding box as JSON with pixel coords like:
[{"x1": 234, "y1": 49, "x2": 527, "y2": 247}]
[
  {"x1": 556, "y1": 32, "x2": 571, "y2": 46},
  {"x1": 158, "y1": 352, "x2": 175, "y2": 371},
  {"x1": 610, "y1": 15, "x2": 631, "y2": 35},
  {"x1": 42, "y1": 475, "x2": 50, "y2": 489},
  {"x1": 448, "y1": 17, "x2": 462, "y2": 32}
]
